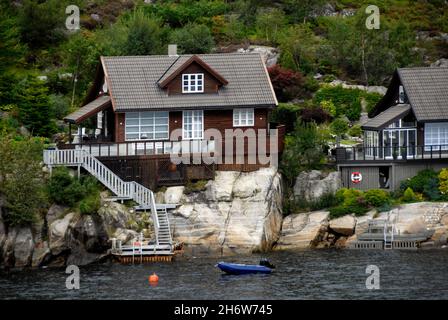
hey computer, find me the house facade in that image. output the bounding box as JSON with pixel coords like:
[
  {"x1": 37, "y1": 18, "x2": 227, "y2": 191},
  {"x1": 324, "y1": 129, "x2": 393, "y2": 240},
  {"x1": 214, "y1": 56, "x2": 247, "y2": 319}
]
[
  {"x1": 336, "y1": 67, "x2": 448, "y2": 190},
  {"x1": 61, "y1": 48, "x2": 284, "y2": 189}
]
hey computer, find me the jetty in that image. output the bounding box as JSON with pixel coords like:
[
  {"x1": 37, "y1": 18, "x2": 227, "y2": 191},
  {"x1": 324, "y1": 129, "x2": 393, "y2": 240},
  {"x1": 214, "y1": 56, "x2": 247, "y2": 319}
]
[{"x1": 349, "y1": 218, "x2": 432, "y2": 250}]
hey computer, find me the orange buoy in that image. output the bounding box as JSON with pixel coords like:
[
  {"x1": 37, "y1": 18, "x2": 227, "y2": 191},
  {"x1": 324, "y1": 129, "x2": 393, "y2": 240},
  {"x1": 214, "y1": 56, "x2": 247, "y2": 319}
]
[{"x1": 148, "y1": 272, "x2": 159, "y2": 283}]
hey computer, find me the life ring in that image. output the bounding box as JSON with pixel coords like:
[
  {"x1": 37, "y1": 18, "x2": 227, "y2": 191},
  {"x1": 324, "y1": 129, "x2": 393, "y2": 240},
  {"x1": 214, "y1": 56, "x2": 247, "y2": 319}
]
[{"x1": 351, "y1": 172, "x2": 362, "y2": 184}]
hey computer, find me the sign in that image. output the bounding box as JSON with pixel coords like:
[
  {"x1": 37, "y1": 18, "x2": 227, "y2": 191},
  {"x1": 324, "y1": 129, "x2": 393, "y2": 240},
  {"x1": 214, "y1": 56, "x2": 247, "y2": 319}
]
[{"x1": 351, "y1": 172, "x2": 362, "y2": 184}]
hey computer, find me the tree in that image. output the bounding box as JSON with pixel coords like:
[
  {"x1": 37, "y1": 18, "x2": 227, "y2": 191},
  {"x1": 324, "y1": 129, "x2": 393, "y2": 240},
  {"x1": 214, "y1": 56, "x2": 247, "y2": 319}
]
[
  {"x1": 0, "y1": 135, "x2": 48, "y2": 226},
  {"x1": 268, "y1": 65, "x2": 305, "y2": 102},
  {"x1": 16, "y1": 77, "x2": 57, "y2": 137},
  {"x1": 330, "y1": 117, "x2": 349, "y2": 147},
  {"x1": 280, "y1": 120, "x2": 326, "y2": 187},
  {"x1": 281, "y1": 0, "x2": 326, "y2": 24},
  {"x1": 171, "y1": 23, "x2": 215, "y2": 54},
  {"x1": 255, "y1": 8, "x2": 287, "y2": 45}
]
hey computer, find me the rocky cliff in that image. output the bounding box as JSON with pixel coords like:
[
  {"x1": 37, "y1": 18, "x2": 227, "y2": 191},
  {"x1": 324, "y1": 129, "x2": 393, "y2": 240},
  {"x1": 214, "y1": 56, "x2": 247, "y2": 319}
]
[{"x1": 159, "y1": 167, "x2": 284, "y2": 255}]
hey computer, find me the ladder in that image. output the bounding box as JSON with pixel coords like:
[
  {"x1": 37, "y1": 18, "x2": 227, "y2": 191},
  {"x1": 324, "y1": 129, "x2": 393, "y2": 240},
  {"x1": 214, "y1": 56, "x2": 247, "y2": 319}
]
[
  {"x1": 43, "y1": 148, "x2": 172, "y2": 250},
  {"x1": 383, "y1": 221, "x2": 395, "y2": 250}
]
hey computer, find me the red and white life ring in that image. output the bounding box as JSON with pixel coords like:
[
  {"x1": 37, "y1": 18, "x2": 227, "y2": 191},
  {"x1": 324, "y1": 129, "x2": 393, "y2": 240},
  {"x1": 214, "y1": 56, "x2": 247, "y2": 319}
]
[{"x1": 351, "y1": 172, "x2": 362, "y2": 184}]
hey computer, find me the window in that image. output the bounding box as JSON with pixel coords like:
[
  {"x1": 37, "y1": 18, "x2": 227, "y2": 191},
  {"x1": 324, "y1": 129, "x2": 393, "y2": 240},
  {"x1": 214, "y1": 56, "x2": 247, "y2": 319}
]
[
  {"x1": 233, "y1": 108, "x2": 254, "y2": 127},
  {"x1": 183, "y1": 110, "x2": 203, "y2": 139},
  {"x1": 182, "y1": 74, "x2": 204, "y2": 93},
  {"x1": 425, "y1": 122, "x2": 448, "y2": 151},
  {"x1": 125, "y1": 111, "x2": 169, "y2": 140}
]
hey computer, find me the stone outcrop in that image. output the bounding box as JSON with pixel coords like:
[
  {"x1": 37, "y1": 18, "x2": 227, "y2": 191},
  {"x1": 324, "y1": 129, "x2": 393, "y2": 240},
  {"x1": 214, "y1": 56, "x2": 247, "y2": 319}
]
[
  {"x1": 275, "y1": 211, "x2": 329, "y2": 250},
  {"x1": 293, "y1": 170, "x2": 341, "y2": 202},
  {"x1": 237, "y1": 46, "x2": 279, "y2": 67},
  {"x1": 167, "y1": 167, "x2": 283, "y2": 255},
  {"x1": 13, "y1": 227, "x2": 34, "y2": 268},
  {"x1": 328, "y1": 79, "x2": 387, "y2": 95},
  {"x1": 329, "y1": 215, "x2": 356, "y2": 236}
]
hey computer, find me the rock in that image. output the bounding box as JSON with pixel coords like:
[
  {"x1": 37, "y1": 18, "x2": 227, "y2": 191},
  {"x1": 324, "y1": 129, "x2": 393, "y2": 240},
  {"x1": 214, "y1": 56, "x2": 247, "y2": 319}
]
[
  {"x1": 69, "y1": 215, "x2": 109, "y2": 253},
  {"x1": 47, "y1": 204, "x2": 68, "y2": 227},
  {"x1": 90, "y1": 13, "x2": 101, "y2": 22},
  {"x1": 49, "y1": 212, "x2": 75, "y2": 255},
  {"x1": 329, "y1": 215, "x2": 356, "y2": 236},
  {"x1": 98, "y1": 202, "x2": 132, "y2": 236},
  {"x1": 205, "y1": 171, "x2": 239, "y2": 201},
  {"x1": 0, "y1": 204, "x2": 6, "y2": 251},
  {"x1": 293, "y1": 170, "x2": 341, "y2": 202},
  {"x1": 2, "y1": 228, "x2": 18, "y2": 267},
  {"x1": 31, "y1": 241, "x2": 50, "y2": 267},
  {"x1": 113, "y1": 228, "x2": 138, "y2": 244},
  {"x1": 170, "y1": 168, "x2": 283, "y2": 254},
  {"x1": 275, "y1": 211, "x2": 329, "y2": 250},
  {"x1": 13, "y1": 227, "x2": 34, "y2": 268},
  {"x1": 431, "y1": 59, "x2": 448, "y2": 68},
  {"x1": 164, "y1": 186, "x2": 184, "y2": 204},
  {"x1": 237, "y1": 46, "x2": 280, "y2": 67},
  {"x1": 328, "y1": 80, "x2": 387, "y2": 95}
]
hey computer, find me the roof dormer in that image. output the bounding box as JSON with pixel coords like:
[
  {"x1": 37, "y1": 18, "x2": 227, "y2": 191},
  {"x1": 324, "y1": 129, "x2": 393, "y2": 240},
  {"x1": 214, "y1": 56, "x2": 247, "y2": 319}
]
[{"x1": 158, "y1": 55, "x2": 228, "y2": 95}]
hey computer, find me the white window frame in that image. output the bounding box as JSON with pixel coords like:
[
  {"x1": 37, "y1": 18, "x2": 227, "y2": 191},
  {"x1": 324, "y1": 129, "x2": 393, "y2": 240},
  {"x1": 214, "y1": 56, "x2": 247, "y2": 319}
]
[
  {"x1": 233, "y1": 108, "x2": 254, "y2": 127},
  {"x1": 182, "y1": 73, "x2": 204, "y2": 93},
  {"x1": 125, "y1": 111, "x2": 169, "y2": 141},
  {"x1": 425, "y1": 122, "x2": 448, "y2": 151},
  {"x1": 182, "y1": 110, "x2": 204, "y2": 140}
]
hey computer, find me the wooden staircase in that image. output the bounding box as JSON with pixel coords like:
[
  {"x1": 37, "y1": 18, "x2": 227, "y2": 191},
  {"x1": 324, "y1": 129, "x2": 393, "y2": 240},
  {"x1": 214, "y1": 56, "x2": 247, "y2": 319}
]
[{"x1": 43, "y1": 148, "x2": 173, "y2": 252}]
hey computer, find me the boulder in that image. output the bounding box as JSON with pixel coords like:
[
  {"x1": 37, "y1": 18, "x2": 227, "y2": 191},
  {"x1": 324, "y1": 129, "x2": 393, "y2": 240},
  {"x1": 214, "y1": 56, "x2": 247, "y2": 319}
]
[
  {"x1": 68, "y1": 215, "x2": 109, "y2": 253},
  {"x1": 98, "y1": 202, "x2": 132, "y2": 236},
  {"x1": 431, "y1": 58, "x2": 448, "y2": 68},
  {"x1": 49, "y1": 212, "x2": 75, "y2": 255},
  {"x1": 275, "y1": 211, "x2": 329, "y2": 250},
  {"x1": 164, "y1": 186, "x2": 184, "y2": 204},
  {"x1": 46, "y1": 204, "x2": 68, "y2": 226},
  {"x1": 2, "y1": 228, "x2": 18, "y2": 267},
  {"x1": 31, "y1": 241, "x2": 50, "y2": 267},
  {"x1": 328, "y1": 79, "x2": 387, "y2": 95},
  {"x1": 205, "y1": 171, "x2": 239, "y2": 201},
  {"x1": 113, "y1": 228, "x2": 139, "y2": 244},
  {"x1": 13, "y1": 227, "x2": 34, "y2": 268},
  {"x1": 293, "y1": 170, "x2": 341, "y2": 202},
  {"x1": 237, "y1": 46, "x2": 279, "y2": 67},
  {"x1": 0, "y1": 205, "x2": 5, "y2": 251},
  {"x1": 170, "y1": 168, "x2": 283, "y2": 254},
  {"x1": 329, "y1": 215, "x2": 356, "y2": 236}
]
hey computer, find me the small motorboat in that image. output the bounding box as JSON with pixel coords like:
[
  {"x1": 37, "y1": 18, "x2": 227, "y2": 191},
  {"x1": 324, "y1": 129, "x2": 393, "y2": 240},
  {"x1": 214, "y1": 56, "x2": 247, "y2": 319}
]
[{"x1": 216, "y1": 259, "x2": 275, "y2": 275}]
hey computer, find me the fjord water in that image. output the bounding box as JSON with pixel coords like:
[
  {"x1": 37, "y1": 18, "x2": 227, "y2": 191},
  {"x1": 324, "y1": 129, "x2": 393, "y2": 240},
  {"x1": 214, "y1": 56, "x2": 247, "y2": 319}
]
[{"x1": 1, "y1": 250, "x2": 447, "y2": 299}]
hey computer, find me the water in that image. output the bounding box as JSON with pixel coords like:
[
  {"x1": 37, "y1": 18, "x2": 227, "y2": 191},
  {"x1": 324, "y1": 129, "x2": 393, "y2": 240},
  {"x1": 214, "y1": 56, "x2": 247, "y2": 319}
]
[{"x1": 1, "y1": 249, "x2": 448, "y2": 300}]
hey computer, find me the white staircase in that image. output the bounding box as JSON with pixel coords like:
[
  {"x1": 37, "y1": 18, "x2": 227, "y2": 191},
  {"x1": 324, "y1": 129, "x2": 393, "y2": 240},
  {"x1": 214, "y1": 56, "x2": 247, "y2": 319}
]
[{"x1": 43, "y1": 148, "x2": 172, "y2": 251}]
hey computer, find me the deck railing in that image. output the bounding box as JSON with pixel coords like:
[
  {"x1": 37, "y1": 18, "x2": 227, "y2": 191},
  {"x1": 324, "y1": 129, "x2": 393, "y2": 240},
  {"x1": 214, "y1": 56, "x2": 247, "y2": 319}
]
[{"x1": 336, "y1": 144, "x2": 448, "y2": 163}]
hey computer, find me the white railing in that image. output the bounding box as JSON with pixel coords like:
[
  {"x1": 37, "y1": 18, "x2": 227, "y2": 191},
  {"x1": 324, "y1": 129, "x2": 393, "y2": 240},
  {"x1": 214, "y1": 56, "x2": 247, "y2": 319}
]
[{"x1": 43, "y1": 148, "x2": 169, "y2": 246}]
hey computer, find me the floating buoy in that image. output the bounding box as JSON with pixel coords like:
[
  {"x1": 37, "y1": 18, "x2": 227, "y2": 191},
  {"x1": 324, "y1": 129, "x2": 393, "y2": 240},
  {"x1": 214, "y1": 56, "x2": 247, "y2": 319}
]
[{"x1": 148, "y1": 272, "x2": 159, "y2": 283}]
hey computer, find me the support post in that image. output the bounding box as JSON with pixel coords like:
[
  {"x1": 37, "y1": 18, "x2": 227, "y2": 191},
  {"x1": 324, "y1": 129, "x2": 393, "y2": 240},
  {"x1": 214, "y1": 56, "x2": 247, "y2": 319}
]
[
  {"x1": 77, "y1": 165, "x2": 81, "y2": 179},
  {"x1": 69, "y1": 123, "x2": 72, "y2": 145}
]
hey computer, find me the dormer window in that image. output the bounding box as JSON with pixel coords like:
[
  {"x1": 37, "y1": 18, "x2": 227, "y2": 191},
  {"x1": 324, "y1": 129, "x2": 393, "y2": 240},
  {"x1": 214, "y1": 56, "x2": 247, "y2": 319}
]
[{"x1": 182, "y1": 73, "x2": 204, "y2": 93}]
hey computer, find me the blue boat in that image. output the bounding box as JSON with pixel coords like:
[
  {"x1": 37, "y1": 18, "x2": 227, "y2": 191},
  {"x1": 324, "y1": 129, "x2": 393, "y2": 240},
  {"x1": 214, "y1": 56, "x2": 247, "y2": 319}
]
[{"x1": 215, "y1": 261, "x2": 273, "y2": 275}]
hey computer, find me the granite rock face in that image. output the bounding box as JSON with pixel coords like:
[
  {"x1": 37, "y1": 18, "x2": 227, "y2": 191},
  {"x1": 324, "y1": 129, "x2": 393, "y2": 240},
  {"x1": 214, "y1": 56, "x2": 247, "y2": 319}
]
[
  {"x1": 293, "y1": 170, "x2": 341, "y2": 202},
  {"x1": 167, "y1": 167, "x2": 283, "y2": 255}
]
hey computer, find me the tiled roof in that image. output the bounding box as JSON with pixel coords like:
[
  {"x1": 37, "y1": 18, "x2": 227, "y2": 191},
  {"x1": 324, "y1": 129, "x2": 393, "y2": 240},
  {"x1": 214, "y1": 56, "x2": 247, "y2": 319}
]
[
  {"x1": 101, "y1": 53, "x2": 277, "y2": 112},
  {"x1": 362, "y1": 104, "x2": 411, "y2": 130},
  {"x1": 398, "y1": 67, "x2": 448, "y2": 121},
  {"x1": 64, "y1": 95, "x2": 111, "y2": 124}
]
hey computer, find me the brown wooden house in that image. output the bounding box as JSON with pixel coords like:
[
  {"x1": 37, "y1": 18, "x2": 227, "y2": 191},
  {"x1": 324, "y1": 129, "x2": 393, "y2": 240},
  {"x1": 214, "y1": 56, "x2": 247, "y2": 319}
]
[
  {"x1": 336, "y1": 66, "x2": 448, "y2": 190},
  {"x1": 61, "y1": 47, "x2": 284, "y2": 189}
]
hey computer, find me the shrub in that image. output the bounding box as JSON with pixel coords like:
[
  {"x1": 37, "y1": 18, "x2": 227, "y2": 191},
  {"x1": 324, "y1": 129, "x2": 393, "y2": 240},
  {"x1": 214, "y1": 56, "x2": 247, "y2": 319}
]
[
  {"x1": 269, "y1": 103, "x2": 300, "y2": 133},
  {"x1": 300, "y1": 106, "x2": 331, "y2": 124},
  {"x1": 79, "y1": 192, "x2": 101, "y2": 215},
  {"x1": 348, "y1": 124, "x2": 363, "y2": 137},
  {"x1": 329, "y1": 203, "x2": 368, "y2": 219},
  {"x1": 364, "y1": 189, "x2": 390, "y2": 207},
  {"x1": 268, "y1": 65, "x2": 305, "y2": 102},
  {"x1": 292, "y1": 192, "x2": 339, "y2": 213},
  {"x1": 438, "y1": 168, "x2": 448, "y2": 196},
  {"x1": 400, "y1": 169, "x2": 438, "y2": 194},
  {"x1": 185, "y1": 180, "x2": 208, "y2": 194},
  {"x1": 314, "y1": 86, "x2": 363, "y2": 121},
  {"x1": 171, "y1": 23, "x2": 215, "y2": 54},
  {"x1": 402, "y1": 187, "x2": 417, "y2": 203}
]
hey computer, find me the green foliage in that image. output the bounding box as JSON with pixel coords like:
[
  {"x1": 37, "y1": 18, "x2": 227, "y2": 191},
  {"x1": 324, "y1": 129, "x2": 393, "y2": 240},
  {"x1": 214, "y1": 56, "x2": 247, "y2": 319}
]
[
  {"x1": 269, "y1": 103, "x2": 300, "y2": 133},
  {"x1": 254, "y1": 8, "x2": 287, "y2": 45},
  {"x1": 0, "y1": 135, "x2": 48, "y2": 226},
  {"x1": 314, "y1": 86, "x2": 363, "y2": 121},
  {"x1": 47, "y1": 168, "x2": 102, "y2": 209},
  {"x1": 330, "y1": 188, "x2": 369, "y2": 219},
  {"x1": 438, "y1": 168, "x2": 448, "y2": 196},
  {"x1": 79, "y1": 192, "x2": 101, "y2": 215},
  {"x1": 364, "y1": 92, "x2": 383, "y2": 113},
  {"x1": 402, "y1": 187, "x2": 417, "y2": 203},
  {"x1": 400, "y1": 169, "x2": 438, "y2": 193},
  {"x1": 364, "y1": 189, "x2": 390, "y2": 207},
  {"x1": 348, "y1": 124, "x2": 363, "y2": 137},
  {"x1": 280, "y1": 120, "x2": 326, "y2": 187},
  {"x1": 171, "y1": 23, "x2": 215, "y2": 54},
  {"x1": 330, "y1": 117, "x2": 349, "y2": 137},
  {"x1": 185, "y1": 179, "x2": 208, "y2": 194},
  {"x1": 320, "y1": 100, "x2": 336, "y2": 117},
  {"x1": 15, "y1": 77, "x2": 57, "y2": 137},
  {"x1": 290, "y1": 192, "x2": 339, "y2": 214}
]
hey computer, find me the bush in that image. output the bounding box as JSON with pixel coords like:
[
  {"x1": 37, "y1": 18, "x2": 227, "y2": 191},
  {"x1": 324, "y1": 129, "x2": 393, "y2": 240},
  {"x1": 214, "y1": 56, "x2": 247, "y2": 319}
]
[
  {"x1": 185, "y1": 180, "x2": 208, "y2": 194},
  {"x1": 269, "y1": 103, "x2": 300, "y2": 133},
  {"x1": 300, "y1": 106, "x2": 331, "y2": 124},
  {"x1": 79, "y1": 192, "x2": 101, "y2": 215},
  {"x1": 364, "y1": 189, "x2": 390, "y2": 207},
  {"x1": 292, "y1": 192, "x2": 339, "y2": 213},
  {"x1": 268, "y1": 65, "x2": 305, "y2": 102},
  {"x1": 402, "y1": 187, "x2": 418, "y2": 203},
  {"x1": 329, "y1": 203, "x2": 368, "y2": 219},
  {"x1": 47, "y1": 168, "x2": 83, "y2": 206},
  {"x1": 171, "y1": 23, "x2": 215, "y2": 54},
  {"x1": 400, "y1": 169, "x2": 438, "y2": 194},
  {"x1": 314, "y1": 86, "x2": 363, "y2": 121},
  {"x1": 438, "y1": 168, "x2": 448, "y2": 196},
  {"x1": 348, "y1": 124, "x2": 363, "y2": 137}
]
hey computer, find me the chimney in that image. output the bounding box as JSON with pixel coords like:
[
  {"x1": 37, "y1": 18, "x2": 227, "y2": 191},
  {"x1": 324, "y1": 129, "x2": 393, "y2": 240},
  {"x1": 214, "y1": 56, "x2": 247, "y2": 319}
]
[{"x1": 168, "y1": 44, "x2": 178, "y2": 57}]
